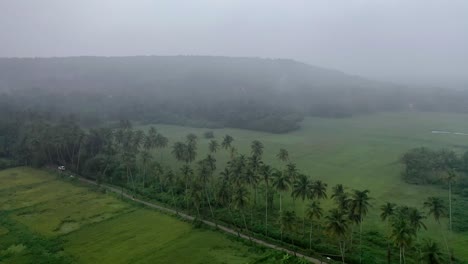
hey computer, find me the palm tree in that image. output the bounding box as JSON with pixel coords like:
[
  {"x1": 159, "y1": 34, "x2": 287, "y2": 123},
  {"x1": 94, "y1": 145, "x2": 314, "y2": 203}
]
[
  {"x1": 331, "y1": 184, "x2": 345, "y2": 201},
  {"x1": 260, "y1": 165, "x2": 273, "y2": 236},
  {"x1": 349, "y1": 189, "x2": 371, "y2": 264},
  {"x1": 306, "y1": 201, "x2": 323, "y2": 250},
  {"x1": 272, "y1": 171, "x2": 291, "y2": 214},
  {"x1": 310, "y1": 180, "x2": 328, "y2": 200},
  {"x1": 381, "y1": 202, "x2": 397, "y2": 264},
  {"x1": 272, "y1": 170, "x2": 291, "y2": 241},
  {"x1": 424, "y1": 196, "x2": 450, "y2": 262},
  {"x1": 154, "y1": 133, "x2": 168, "y2": 161},
  {"x1": 326, "y1": 208, "x2": 349, "y2": 264},
  {"x1": 277, "y1": 148, "x2": 289, "y2": 163},
  {"x1": 332, "y1": 184, "x2": 349, "y2": 212},
  {"x1": 408, "y1": 207, "x2": 428, "y2": 262},
  {"x1": 280, "y1": 211, "x2": 297, "y2": 245},
  {"x1": 208, "y1": 140, "x2": 219, "y2": 153},
  {"x1": 423, "y1": 197, "x2": 447, "y2": 224},
  {"x1": 391, "y1": 216, "x2": 414, "y2": 264},
  {"x1": 221, "y1": 135, "x2": 234, "y2": 150},
  {"x1": 291, "y1": 174, "x2": 312, "y2": 235},
  {"x1": 180, "y1": 164, "x2": 194, "y2": 209},
  {"x1": 197, "y1": 157, "x2": 215, "y2": 219},
  {"x1": 251, "y1": 140, "x2": 264, "y2": 158},
  {"x1": 186, "y1": 133, "x2": 197, "y2": 146},
  {"x1": 232, "y1": 183, "x2": 251, "y2": 241},
  {"x1": 442, "y1": 170, "x2": 457, "y2": 232},
  {"x1": 189, "y1": 179, "x2": 204, "y2": 218},
  {"x1": 285, "y1": 162, "x2": 298, "y2": 182},
  {"x1": 172, "y1": 142, "x2": 187, "y2": 163},
  {"x1": 420, "y1": 239, "x2": 444, "y2": 264},
  {"x1": 185, "y1": 141, "x2": 197, "y2": 164}
]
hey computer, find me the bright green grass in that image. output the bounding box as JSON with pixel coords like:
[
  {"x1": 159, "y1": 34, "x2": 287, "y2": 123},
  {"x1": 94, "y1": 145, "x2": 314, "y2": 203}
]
[
  {"x1": 0, "y1": 167, "x2": 281, "y2": 263},
  {"x1": 140, "y1": 112, "x2": 468, "y2": 260},
  {"x1": 65, "y1": 209, "x2": 269, "y2": 264}
]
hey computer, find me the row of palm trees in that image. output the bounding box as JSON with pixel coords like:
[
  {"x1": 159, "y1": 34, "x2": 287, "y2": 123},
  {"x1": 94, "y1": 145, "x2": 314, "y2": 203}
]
[{"x1": 84, "y1": 123, "x2": 452, "y2": 264}]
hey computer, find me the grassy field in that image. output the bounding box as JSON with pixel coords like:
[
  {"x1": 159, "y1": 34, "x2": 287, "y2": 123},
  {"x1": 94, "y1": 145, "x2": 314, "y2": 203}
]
[
  {"x1": 141, "y1": 112, "x2": 468, "y2": 260},
  {"x1": 0, "y1": 167, "x2": 286, "y2": 263}
]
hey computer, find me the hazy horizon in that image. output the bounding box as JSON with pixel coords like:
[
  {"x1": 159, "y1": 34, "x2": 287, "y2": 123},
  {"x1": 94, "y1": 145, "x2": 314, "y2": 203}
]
[{"x1": 1, "y1": 0, "x2": 467, "y2": 88}]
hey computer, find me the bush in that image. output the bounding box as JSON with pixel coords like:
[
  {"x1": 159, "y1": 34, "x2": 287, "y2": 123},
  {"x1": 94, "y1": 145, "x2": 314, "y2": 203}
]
[{"x1": 204, "y1": 131, "x2": 215, "y2": 139}]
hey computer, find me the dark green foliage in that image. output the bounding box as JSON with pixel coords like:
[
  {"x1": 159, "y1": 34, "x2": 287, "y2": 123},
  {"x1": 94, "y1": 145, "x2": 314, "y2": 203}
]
[
  {"x1": 204, "y1": 131, "x2": 215, "y2": 139},
  {"x1": 401, "y1": 147, "x2": 463, "y2": 184}
]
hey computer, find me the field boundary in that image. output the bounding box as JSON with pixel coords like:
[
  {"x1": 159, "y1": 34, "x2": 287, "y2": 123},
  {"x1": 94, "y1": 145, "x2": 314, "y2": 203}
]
[{"x1": 74, "y1": 176, "x2": 328, "y2": 264}]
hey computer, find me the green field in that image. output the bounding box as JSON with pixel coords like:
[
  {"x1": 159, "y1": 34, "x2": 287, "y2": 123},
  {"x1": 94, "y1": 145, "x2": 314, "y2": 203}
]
[
  {"x1": 0, "y1": 167, "x2": 285, "y2": 263},
  {"x1": 141, "y1": 112, "x2": 468, "y2": 260}
]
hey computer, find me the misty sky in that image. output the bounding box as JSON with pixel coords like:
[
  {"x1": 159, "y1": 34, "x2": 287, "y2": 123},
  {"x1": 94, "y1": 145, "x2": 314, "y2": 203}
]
[{"x1": 1, "y1": 0, "x2": 467, "y2": 86}]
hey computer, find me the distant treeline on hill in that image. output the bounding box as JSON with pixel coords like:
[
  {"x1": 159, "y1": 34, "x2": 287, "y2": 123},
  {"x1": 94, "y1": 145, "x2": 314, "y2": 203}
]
[{"x1": 1, "y1": 56, "x2": 468, "y2": 132}]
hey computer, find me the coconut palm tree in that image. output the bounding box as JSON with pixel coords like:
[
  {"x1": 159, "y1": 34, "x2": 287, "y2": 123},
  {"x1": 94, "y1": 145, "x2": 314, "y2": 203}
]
[
  {"x1": 390, "y1": 216, "x2": 414, "y2": 264},
  {"x1": 154, "y1": 133, "x2": 168, "y2": 161},
  {"x1": 306, "y1": 200, "x2": 323, "y2": 250},
  {"x1": 208, "y1": 139, "x2": 219, "y2": 153},
  {"x1": 420, "y1": 239, "x2": 444, "y2": 264},
  {"x1": 272, "y1": 170, "x2": 291, "y2": 215},
  {"x1": 285, "y1": 162, "x2": 298, "y2": 182},
  {"x1": 277, "y1": 148, "x2": 289, "y2": 163},
  {"x1": 381, "y1": 202, "x2": 397, "y2": 264},
  {"x1": 232, "y1": 183, "x2": 251, "y2": 241},
  {"x1": 251, "y1": 140, "x2": 264, "y2": 158},
  {"x1": 310, "y1": 180, "x2": 328, "y2": 200},
  {"x1": 441, "y1": 170, "x2": 457, "y2": 232},
  {"x1": 349, "y1": 189, "x2": 371, "y2": 264},
  {"x1": 180, "y1": 164, "x2": 194, "y2": 209},
  {"x1": 291, "y1": 174, "x2": 312, "y2": 235},
  {"x1": 186, "y1": 133, "x2": 197, "y2": 146},
  {"x1": 423, "y1": 197, "x2": 447, "y2": 224},
  {"x1": 172, "y1": 142, "x2": 187, "y2": 163},
  {"x1": 260, "y1": 165, "x2": 273, "y2": 236},
  {"x1": 221, "y1": 135, "x2": 234, "y2": 150},
  {"x1": 332, "y1": 184, "x2": 350, "y2": 212},
  {"x1": 424, "y1": 196, "x2": 450, "y2": 262},
  {"x1": 326, "y1": 208, "x2": 349, "y2": 264}
]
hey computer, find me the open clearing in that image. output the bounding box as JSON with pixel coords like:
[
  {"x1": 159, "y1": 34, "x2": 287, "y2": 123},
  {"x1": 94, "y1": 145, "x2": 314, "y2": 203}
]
[
  {"x1": 141, "y1": 112, "x2": 468, "y2": 260},
  {"x1": 0, "y1": 167, "x2": 282, "y2": 263}
]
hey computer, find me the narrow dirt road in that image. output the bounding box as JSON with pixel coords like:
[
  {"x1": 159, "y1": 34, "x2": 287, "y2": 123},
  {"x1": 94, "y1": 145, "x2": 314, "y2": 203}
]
[{"x1": 77, "y1": 177, "x2": 328, "y2": 264}]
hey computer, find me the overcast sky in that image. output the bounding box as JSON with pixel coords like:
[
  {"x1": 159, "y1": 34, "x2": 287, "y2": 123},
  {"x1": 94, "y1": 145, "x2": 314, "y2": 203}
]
[{"x1": 0, "y1": 0, "x2": 467, "y2": 87}]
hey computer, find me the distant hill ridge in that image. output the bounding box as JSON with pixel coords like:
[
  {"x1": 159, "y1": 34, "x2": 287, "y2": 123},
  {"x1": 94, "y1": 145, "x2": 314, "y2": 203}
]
[{"x1": 0, "y1": 55, "x2": 456, "y2": 132}]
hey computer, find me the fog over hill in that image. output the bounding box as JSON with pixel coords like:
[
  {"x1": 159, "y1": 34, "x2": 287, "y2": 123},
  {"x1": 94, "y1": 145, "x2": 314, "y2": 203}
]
[{"x1": 0, "y1": 56, "x2": 467, "y2": 132}]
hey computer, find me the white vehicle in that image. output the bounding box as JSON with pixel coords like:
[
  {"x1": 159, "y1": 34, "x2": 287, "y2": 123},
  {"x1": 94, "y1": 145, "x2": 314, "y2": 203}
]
[{"x1": 58, "y1": 166, "x2": 66, "y2": 171}]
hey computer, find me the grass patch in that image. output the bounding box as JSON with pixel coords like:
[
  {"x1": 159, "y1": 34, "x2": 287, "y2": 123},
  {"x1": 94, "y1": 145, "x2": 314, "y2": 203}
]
[{"x1": 0, "y1": 167, "x2": 290, "y2": 263}]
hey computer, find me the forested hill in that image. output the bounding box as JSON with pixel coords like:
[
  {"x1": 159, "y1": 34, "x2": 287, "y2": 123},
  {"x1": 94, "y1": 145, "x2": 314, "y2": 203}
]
[{"x1": 0, "y1": 56, "x2": 450, "y2": 132}]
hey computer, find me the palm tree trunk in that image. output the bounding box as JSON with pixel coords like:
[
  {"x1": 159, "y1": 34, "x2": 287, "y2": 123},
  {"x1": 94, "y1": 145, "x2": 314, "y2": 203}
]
[
  {"x1": 403, "y1": 246, "x2": 406, "y2": 264},
  {"x1": 339, "y1": 241, "x2": 345, "y2": 264},
  {"x1": 399, "y1": 246, "x2": 402, "y2": 264},
  {"x1": 360, "y1": 219, "x2": 363, "y2": 264},
  {"x1": 265, "y1": 186, "x2": 268, "y2": 236},
  {"x1": 449, "y1": 182, "x2": 452, "y2": 232},
  {"x1": 302, "y1": 202, "x2": 306, "y2": 237},
  {"x1": 204, "y1": 186, "x2": 215, "y2": 220},
  {"x1": 309, "y1": 222, "x2": 313, "y2": 250},
  {"x1": 279, "y1": 193, "x2": 282, "y2": 213},
  {"x1": 171, "y1": 189, "x2": 178, "y2": 214},
  {"x1": 440, "y1": 223, "x2": 451, "y2": 264}
]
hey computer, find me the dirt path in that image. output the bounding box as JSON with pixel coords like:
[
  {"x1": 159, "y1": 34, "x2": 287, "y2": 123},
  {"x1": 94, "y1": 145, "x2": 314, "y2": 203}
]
[{"x1": 77, "y1": 177, "x2": 328, "y2": 264}]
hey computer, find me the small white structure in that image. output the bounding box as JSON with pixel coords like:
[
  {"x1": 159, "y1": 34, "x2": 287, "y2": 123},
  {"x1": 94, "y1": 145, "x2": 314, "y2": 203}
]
[{"x1": 58, "y1": 166, "x2": 65, "y2": 171}]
